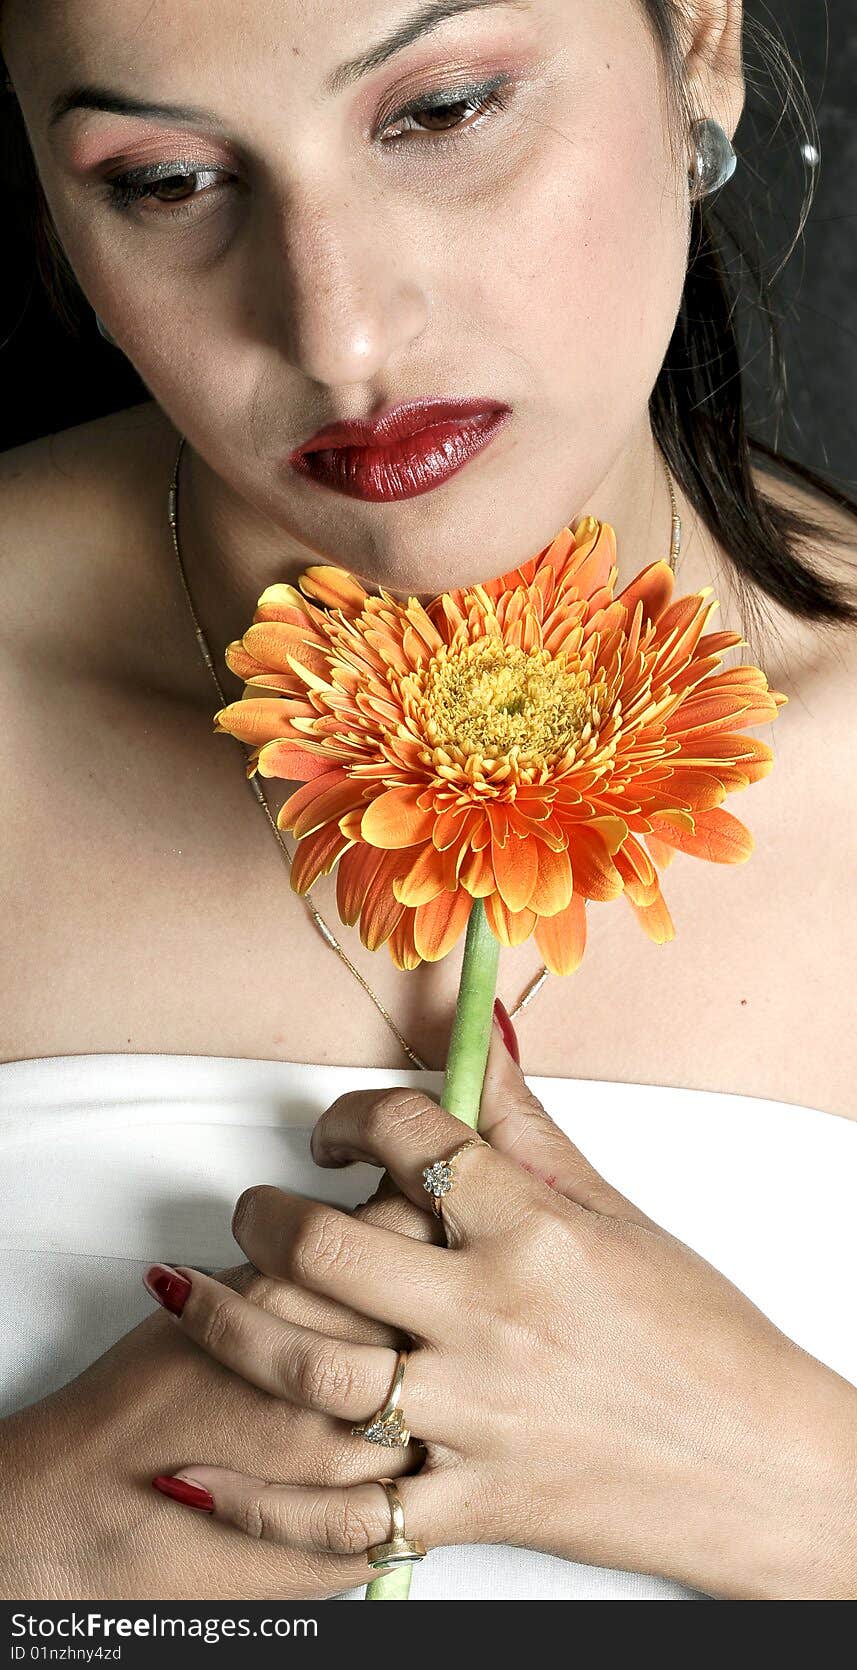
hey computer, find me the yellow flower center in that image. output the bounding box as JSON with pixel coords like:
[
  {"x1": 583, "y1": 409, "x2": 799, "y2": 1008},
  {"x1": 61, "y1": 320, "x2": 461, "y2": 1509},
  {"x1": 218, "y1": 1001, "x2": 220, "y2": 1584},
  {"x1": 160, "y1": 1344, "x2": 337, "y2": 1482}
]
[{"x1": 417, "y1": 638, "x2": 596, "y2": 764}]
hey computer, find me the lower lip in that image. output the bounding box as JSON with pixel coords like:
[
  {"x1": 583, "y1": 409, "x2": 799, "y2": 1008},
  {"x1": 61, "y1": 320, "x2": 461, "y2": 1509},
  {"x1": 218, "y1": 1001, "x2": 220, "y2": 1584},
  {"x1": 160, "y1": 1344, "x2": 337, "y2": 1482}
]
[{"x1": 290, "y1": 409, "x2": 511, "y2": 502}]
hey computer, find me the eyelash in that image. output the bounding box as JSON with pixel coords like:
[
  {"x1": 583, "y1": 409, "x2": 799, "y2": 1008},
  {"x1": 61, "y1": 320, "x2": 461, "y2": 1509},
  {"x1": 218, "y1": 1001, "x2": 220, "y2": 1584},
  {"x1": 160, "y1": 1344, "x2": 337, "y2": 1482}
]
[{"x1": 104, "y1": 74, "x2": 514, "y2": 218}]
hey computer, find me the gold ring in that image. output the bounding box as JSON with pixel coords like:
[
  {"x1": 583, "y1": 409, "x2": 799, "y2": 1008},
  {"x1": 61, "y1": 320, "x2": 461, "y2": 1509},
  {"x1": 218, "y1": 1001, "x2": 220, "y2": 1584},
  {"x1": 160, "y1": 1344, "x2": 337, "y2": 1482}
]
[
  {"x1": 422, "y1": 1138, "x2": 482, "y2": 1218},
  {"x1": 366, "y1": 1478, "x2": 426, "y2": 1570},
  {"x1": 351, "y1": 1348, "x2": 412, "y2": 1448}
]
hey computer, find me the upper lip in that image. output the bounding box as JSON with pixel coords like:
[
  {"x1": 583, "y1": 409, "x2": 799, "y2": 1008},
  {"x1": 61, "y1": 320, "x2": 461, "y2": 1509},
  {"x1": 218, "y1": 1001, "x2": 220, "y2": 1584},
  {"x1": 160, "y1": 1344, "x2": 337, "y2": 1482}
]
[{"x1": 292, "y1": 398, "x2": 510, "y2": 455}]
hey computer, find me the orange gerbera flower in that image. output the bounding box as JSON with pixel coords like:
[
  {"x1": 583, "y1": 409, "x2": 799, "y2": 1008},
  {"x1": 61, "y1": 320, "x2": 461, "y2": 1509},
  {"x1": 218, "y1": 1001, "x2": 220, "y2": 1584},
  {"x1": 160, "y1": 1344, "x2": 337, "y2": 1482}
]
[{"x1": 214, "y1": 517, "x2": 787, "y2": 974}]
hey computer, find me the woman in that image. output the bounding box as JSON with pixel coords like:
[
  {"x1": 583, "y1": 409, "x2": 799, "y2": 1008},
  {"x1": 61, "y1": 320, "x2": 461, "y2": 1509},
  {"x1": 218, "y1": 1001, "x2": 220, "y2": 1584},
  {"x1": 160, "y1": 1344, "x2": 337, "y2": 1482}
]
[{"x1": 1, "y1": 0, "x2": 856, "y2": 1602}]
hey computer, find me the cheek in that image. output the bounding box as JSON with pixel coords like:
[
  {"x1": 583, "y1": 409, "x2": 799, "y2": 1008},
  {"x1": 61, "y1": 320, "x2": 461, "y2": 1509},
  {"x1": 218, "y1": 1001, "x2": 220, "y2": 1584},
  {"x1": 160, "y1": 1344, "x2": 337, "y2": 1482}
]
[
  {"x1": 461, "y1": 71, "x2": 688, "y2": 456},
  {"x1": 77, "y1": 248, "x2": 263, "y2": 460}
]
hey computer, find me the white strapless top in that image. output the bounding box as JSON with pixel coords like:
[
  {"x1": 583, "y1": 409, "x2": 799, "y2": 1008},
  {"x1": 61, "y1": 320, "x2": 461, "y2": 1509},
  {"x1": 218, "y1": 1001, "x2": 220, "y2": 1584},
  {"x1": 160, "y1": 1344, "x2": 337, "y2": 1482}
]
[{"x1": 1, "y1": 1053, "x2": 855, "y2": 1602}]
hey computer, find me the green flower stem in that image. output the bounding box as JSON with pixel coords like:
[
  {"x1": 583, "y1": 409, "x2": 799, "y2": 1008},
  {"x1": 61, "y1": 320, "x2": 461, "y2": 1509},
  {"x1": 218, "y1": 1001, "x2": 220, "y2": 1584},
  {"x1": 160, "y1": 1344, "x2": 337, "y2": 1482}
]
[
  {"x1": 440, "y1": 897, "x2": 502, "y2": 1129},
  {"x1": 365, "y1": 1561, "x2": 415, "y2": 1602},
  {"x1": 365, "y1": 899, "x2": 500, "y2": 1599}
]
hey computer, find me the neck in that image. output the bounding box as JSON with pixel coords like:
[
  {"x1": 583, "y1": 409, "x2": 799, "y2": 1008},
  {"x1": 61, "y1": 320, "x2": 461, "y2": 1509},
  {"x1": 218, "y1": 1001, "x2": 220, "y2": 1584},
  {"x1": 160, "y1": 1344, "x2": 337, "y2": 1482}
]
[{"x1": 172, "y1": 413, "x2": 708, "y2": 697}]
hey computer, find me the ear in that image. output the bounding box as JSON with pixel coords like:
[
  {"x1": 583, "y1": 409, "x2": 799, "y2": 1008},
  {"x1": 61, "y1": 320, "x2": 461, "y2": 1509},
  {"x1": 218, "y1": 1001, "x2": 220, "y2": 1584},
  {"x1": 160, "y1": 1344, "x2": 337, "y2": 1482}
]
[{"x1": 678, "y1": 0, "x2": 746, "y2": 142}]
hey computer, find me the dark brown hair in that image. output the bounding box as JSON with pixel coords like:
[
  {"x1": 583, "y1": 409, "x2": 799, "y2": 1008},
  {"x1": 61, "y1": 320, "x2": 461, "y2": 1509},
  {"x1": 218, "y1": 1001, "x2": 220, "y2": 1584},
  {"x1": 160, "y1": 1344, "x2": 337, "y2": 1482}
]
[
  {"x1": 2, "y1": 0, "x2": 856, "y2": 658},
  {"x1": 642, "y1": 0, "x2": 857, "y2": 655}
]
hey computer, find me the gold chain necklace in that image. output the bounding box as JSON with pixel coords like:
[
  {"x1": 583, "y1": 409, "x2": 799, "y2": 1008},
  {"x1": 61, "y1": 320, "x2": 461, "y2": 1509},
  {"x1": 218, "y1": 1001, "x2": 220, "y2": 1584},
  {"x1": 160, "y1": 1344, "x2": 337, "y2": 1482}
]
[{"x1": 167, "y1": 438, "x2": 681, "y2": 1071}]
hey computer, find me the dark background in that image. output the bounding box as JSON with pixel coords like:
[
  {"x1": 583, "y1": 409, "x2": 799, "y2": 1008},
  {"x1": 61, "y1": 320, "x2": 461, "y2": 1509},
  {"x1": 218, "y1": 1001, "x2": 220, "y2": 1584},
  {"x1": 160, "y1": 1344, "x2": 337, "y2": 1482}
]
[{"x1": 1, "y1": 0, "x2": 855, "y2": 486}]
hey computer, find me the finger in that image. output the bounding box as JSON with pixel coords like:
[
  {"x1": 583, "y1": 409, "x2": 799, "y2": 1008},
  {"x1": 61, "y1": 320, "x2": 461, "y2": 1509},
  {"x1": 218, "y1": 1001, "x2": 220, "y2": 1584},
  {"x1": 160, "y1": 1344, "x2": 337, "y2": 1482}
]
[
  {"x1": 310, "y1": 1087, "x2": 527, "y2": 1244},
  {"x1": 144, "y1": 1264, "x2": 447, "y2": 1437},
  {"x1": 231, "y1": 1186, "x2": 455, "y2": 1338},
  {"x1": 354, "y1": 1174, "x2": 445, "y2": 1244},
  {"x1": 480, "y1": 1022, "x2": 659, "y2": 1229},
  {"x1": 152, "y1": 1464, "x2": 457, "y2": 1566}
]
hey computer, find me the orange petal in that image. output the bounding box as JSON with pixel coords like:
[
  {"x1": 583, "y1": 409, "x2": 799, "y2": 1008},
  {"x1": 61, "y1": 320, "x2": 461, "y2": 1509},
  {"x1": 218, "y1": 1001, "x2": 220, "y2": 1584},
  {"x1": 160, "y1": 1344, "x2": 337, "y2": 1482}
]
[
  {"x1": 291, "y1": 776, "x2": 367, "y2": 841},
  {"x1": 241, "y1": 671, "x2": 310, "y2": 696},
  {"x1": 300, "y1": 565, "x2": 369, "y2": 613},
  {"x1": 626, "y1": 884, "x2": 675, "y2": 943},
  {"x1": 615, "y1": 558, "x2": 675, "y2": 626},
  {"x1": 647, "y1": 808, "x2": 695, "y2": 834},
  {"x1": 224, "y1": 640, "x2": 269, "y2": 681},
  {"x1": 338, "y1": 806, "x2": 367, "y2": 842},
  {"x1": 669, "y1": 696, "x2": 769, "y2": 735},
  {"x1": 566, "y1": 825, "x2": 625, "y2": 901},
  {"x1": 213, "y1": 698, "x2": 315, "y2": 745},
  {"x1": 483, "y1": 892, "x2": 537, "y2": 948},
  {"x1": 528, "y1": 847, "x2": 574, "y2": 917},
  {"x1": 243, "y1": 621, "x2": 329, "y2": 677},
  {"x1": 257, "y1": 741, "x2": 335, "y2": 782},
  {"x1": 534, "y1": 893, "x2": 587, "y2": 975},
  {"x1": 677, "y1": 733, "x2": 773, "y2": 775},
  {"x1": 361, "y1": 785, "x2": 436, "y2": 849},
  {"x1": 566, "y1": 519, "x2": 618, "y2": 602},
  {"x1": 616, "y1": 832, "x2": 656, "y2": 888},
  {"x1": 613, "y1": 835, "x2": 659, "y2": 907},
  {"x1": 388, "y1": 911, "x2": 421, "y2": 971},
  {"x1": 432, "y1": 804, "x2": 472, "y2": 852},
  {"x1": 697, "y1": 629, "x2": 745, "y2": 657},
  {"x1": 492, "y1": 834, "x2": 539, "y2": 913},
  {"x1": 459, "y1": 846, "x2": 496, "y2": 898},
  {"x1": 657, "y1": 769, "x2": 727, "y2": 811},
  {"x1": 290, "y1": 825, "x2": 352, "y2": 894},
  {"x1": 393, "y1": 843, "x2": 448, "y2": 908},
  {"x1": 653, "y1": 597, "x2": 715, "y2": 679},
  {"x1": 413, "y1": 888, "x2": 473, "y2": 962},
  {"x1": 277, "y1": 769, "x2": 346, "y2": 832},
  {"x1": 254, "y1": 581, "x2": 314, "y2": 620},
  {"x1": 486, "y1": 803, "x2": 509, "y2": 849},
  {"x1": 587, "y1": 813, "x2": 629, "y2": 853},
  {"x1": 404, "y1": 598, "x2": 445, "y2": 648},
  {"x1": 653, "y1": 591, "x2": 710, "y2": 656},
  {"x1": 336, "y1": 842, "x2": 385, "y2": 926},
  {"x1": 651, "y1": 806, "x2": 753, "y2": 864},
  {"x1": 360, "y1": 853, "x2": 410, "y2": 951}
]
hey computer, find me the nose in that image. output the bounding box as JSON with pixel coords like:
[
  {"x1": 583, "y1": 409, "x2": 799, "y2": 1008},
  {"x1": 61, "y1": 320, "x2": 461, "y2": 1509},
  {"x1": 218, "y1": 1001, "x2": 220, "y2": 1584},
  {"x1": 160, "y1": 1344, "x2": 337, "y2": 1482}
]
[{"x1": 263, "y1": 181, "x2": 430, "y2": 386}]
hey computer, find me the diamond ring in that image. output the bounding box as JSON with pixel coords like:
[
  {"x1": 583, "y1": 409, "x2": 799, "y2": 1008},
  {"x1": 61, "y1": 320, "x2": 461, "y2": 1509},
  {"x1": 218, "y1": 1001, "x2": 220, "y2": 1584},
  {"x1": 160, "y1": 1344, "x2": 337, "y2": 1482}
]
[
  {"x1": 351, "y1": 1349, "x2": 412, "y2": 1448},
  {"x1": 421, "y1": 1137, "x2": 483, "y2": 1219}
]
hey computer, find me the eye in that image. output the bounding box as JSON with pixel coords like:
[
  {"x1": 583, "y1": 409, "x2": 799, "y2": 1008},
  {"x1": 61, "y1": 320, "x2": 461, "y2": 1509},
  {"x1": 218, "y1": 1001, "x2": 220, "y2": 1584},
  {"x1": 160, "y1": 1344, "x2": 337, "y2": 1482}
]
[
  {"x1": 103, "y1": 74, "x2": 515, "y2": 221},
  {"x1": 379, "y1": 75, "x2": 514, "y2": 147},
  {"x1": 105, "y1": 163, "x2": 230, "y2": 217}
]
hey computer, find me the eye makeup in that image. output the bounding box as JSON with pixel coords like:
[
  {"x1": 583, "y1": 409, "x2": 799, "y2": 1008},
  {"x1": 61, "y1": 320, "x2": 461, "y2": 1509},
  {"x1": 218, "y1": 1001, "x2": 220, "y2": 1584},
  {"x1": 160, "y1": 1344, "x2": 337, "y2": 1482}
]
[{"x1": 98, "y1": 69, "x2": 520, "y2": 220}]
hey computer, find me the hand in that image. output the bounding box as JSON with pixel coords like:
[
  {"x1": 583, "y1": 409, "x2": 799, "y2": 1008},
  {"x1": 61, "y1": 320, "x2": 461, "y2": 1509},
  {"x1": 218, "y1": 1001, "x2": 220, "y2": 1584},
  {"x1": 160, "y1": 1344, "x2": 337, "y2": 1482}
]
[
  {"x1": 0, "y1": 1181, "x2": 439, "y2": 1601},
  {"x1": 147, "y1": 1032, "x2": 857, "y2": 1600}
]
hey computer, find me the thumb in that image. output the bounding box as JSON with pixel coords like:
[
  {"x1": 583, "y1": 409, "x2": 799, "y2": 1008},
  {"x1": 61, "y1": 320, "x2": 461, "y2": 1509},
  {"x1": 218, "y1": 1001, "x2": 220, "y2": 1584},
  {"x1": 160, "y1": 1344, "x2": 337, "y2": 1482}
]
[{"x1": 479, "y1": 1002, "x2": 658, "y2": 1229}]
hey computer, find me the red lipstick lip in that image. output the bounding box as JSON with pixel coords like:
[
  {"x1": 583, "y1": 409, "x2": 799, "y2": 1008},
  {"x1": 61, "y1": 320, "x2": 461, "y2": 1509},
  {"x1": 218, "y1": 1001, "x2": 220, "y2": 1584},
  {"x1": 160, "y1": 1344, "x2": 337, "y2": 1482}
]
[
  {"x1": 292, "y1": 398, "x2": 510, "y2": 455},
  {"x1": 288, "y1": 408, "x2": 512, "y2": 502}
]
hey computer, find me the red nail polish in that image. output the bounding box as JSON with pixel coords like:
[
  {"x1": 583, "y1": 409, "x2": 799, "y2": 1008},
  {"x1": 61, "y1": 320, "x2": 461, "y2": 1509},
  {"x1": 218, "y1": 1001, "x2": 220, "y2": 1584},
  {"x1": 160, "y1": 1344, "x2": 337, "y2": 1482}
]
[
  {"x1": 493, "y1": 997, "x2": 521, "y2": 1066},
  {"x1": 152, "y1": 1475, "x2": 214, "y2": 1513},
  {"x1": 143, "y1": 1264, "x2": 191, "y2": 1316}
]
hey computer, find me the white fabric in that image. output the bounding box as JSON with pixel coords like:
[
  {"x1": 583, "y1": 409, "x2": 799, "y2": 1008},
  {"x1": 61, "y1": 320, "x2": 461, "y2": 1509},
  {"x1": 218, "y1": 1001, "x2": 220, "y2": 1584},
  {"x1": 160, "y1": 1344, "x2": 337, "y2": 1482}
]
[{"x1": 1, "y1": 1052, "x2": 855, "y2": 1601}]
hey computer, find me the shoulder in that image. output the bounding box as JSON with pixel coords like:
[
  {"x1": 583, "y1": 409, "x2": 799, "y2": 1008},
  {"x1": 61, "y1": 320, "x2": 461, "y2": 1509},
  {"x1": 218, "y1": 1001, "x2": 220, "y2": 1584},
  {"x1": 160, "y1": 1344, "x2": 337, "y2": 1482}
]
[
  {"x1": 0, "y1": 400, "x2": 179, "y2": 662},
  {"x1": 744, "y1": 459, "x2": 857, "y2": 683},
  {"x1": 0, "y1": 398, "x2": 177, "y2": 526}
]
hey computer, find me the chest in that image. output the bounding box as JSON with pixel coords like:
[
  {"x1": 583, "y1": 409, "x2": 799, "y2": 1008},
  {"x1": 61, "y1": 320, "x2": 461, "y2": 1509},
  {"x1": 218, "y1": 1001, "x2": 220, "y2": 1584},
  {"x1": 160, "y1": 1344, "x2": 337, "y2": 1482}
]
[{"x1": 4, "y1": 664, "x2": 855, "y2": 1120}]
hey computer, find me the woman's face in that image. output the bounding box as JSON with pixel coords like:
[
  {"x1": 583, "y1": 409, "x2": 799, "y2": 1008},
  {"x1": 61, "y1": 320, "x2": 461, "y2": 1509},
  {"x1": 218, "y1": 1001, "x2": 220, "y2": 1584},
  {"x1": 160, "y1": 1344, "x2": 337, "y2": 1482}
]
[{"x1": 6, "y1": 1, "x2": 705, "y2": 593}]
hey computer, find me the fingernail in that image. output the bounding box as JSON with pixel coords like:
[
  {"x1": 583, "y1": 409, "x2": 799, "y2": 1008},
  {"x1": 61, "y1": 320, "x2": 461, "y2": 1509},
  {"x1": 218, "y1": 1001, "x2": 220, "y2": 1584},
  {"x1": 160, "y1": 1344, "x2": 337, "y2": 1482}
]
[
  {"x1": 151, "y1": 1475, "x2": 214, "y2": 1513},
  {"x1": 143, "y1": 1264, "x2": 191, "y2": 1316},
  {"x1": 493, "y1": 998, "x2": 521, "y2": 1066}
]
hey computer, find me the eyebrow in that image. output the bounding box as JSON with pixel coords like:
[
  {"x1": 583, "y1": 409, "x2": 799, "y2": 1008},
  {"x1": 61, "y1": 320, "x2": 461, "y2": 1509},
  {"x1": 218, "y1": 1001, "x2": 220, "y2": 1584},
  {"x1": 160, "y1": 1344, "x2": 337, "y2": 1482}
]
[
  {"x1": 48, "y1": 0, "x2": 530, "y2": 130},
  {"x1": 325, "y1": 0, "x2": 531, "y2": 95}
]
